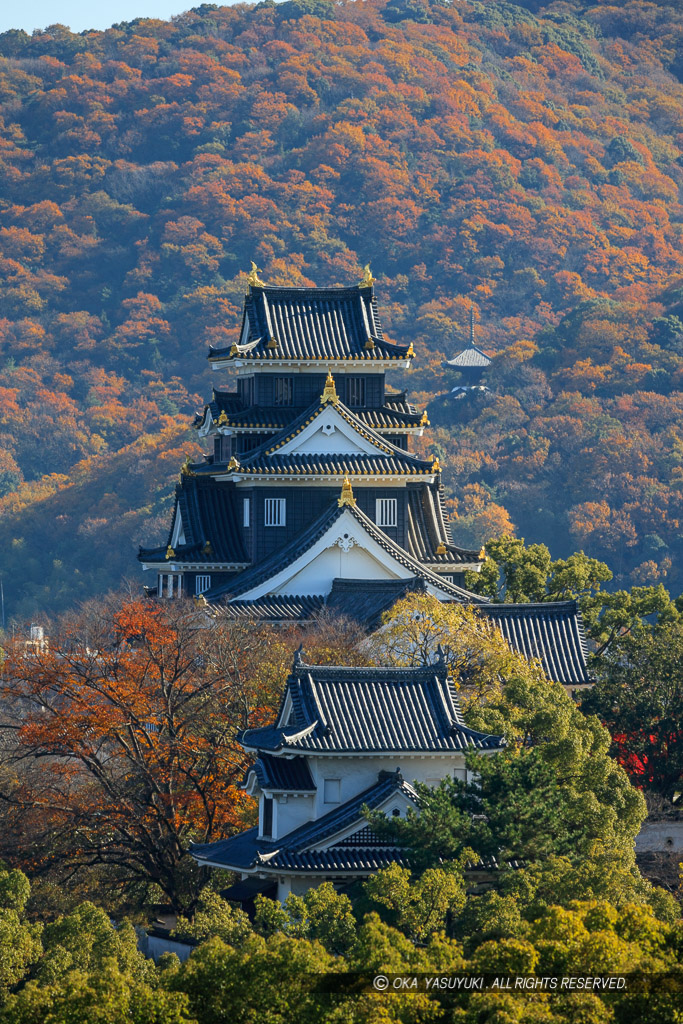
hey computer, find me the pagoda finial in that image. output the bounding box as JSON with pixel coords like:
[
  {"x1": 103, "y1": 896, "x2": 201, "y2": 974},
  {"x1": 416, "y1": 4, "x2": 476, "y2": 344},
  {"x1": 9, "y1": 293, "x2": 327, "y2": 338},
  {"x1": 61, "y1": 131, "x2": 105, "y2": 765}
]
[
  {"x1": 246, "y1": 261, "x2": 265, "y2": 289},
  {"x1": 321, "y1": 371, "x2": 339, "y2": 406},
  {"x1": 359, "y1": 263, "x2": 375, "y2": 288},
  {"x1": 338, "y1": 476, "x2": 356, "y2": 507}
]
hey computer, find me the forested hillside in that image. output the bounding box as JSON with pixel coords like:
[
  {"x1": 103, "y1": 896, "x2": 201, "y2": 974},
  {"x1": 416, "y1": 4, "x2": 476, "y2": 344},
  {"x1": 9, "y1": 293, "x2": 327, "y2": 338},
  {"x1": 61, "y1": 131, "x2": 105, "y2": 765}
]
[{"x1": 2, "y1": 0, "x2": 683, "y2": 617}]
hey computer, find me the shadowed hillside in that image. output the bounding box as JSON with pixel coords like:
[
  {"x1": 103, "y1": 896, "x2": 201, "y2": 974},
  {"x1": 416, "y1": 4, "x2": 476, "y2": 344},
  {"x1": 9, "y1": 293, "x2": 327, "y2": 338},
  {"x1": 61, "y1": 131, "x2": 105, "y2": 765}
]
[{"x1": 1, "y1": 0, "x2": 683, "y2": 616}]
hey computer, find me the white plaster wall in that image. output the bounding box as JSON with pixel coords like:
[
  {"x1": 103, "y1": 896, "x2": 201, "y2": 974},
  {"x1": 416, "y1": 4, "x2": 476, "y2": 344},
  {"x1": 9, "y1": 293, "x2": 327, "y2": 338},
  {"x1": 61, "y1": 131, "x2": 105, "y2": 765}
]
[
  {"x1": 635, "y1": 822, "x2": 683, "y2": 853},
  {"x1": 272, "y1": 793, "x2": 315, "y2": 839},
  {"x1": 274, "y1": 543, "x2": 400, "y2": 596},
  {"x1": 277, "y1": 875, "x2": 326, "y2": 902},
  {"x1": 307, "y1": 754, "x2": 468, "y2": 819}
]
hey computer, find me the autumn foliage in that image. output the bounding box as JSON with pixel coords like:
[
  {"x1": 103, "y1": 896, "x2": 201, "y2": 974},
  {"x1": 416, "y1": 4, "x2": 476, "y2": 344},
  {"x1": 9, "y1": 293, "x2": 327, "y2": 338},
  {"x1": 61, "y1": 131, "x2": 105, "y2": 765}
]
[
  {"x1": 1, "y1": 0, "x2": 683, "y2": 613},
  {"x1": 0, "y1": 598, "x2": 288, "y2": 911}
]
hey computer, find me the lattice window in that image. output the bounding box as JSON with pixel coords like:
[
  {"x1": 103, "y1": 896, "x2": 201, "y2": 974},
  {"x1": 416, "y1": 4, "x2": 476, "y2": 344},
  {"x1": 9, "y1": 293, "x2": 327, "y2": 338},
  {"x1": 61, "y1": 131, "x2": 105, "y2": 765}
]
[
  {"x1": 376, "y1": 498, "x2": 397, "y2": 528},
  {"x1": 195, "y1": 575, "x2": 211, "y2": 595},
  {"x1": 333, "y1": 826, "x2": 391, "y2": 847},
  {"x1": 274, "y1": 377, "x2": 293, "y2": 406},
  {"x1": 347, "y1": 377, "x2": 366, "y2": 407},
  {"x1": 264, "y1": 498, "x2": 286, "y2": 527}
]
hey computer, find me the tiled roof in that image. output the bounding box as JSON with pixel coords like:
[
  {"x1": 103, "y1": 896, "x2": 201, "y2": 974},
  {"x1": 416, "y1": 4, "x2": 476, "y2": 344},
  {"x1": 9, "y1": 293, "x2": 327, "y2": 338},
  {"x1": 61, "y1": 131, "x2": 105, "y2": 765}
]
[
  {"x1": 482, "y1": 601, "x2": 591, "y2": 687},
  {"x1": 406, "y1": 487, "x2": 481, "y2": 565},
  {"x1": 138, "y1": 476, "x2": 247, "y2": 565},
  {"x1": 191, "y1": 773, "x2": 415, "y2": 873},
  {"x1": 203, "y1": 499, "x2": 486, "y2": 603},
  {"x1": 236, "y1": 452, "x2": 433, "y2": 477},
  {"x1": 238, "y1": 662, "x2": 504, "y2": 754},
  {"x1": 245, "y1": 754, "x2": 316, "y2": 792},
  {"x1": 326, "y1": 578, "x2": 427, "y2": 629},
  {"x1": 264, "y1": 847, "x2": 407, "y2": 872},
  {"x1": 208, "y1": 285, "x2": 412, "y2": 362},
  {"x1": 198, "y1": 404, "x2": 424, "y2": 433},
  {"x1": 217, "y1": 595, "x2": 325, "y2": 622},
  {"x1": 444, "y1": 346, "x2": 491, "y2": 369}
]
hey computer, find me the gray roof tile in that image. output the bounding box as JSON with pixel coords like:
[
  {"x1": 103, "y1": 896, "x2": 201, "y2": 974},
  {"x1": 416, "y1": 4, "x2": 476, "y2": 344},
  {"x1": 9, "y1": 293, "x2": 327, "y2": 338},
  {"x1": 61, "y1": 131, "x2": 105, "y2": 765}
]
[{"x1": 239, "y1": 662, "x2": 504, "y2": 754}]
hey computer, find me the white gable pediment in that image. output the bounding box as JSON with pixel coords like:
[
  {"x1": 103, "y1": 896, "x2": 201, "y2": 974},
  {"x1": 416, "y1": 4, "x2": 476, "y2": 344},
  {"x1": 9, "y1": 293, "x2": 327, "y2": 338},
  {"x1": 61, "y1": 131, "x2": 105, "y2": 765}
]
[
  {"x1": 170, "y1": 508, "x2": 186, "y2": 547},
  {"x1": 311, "y1": 788, "x2": 417, "y2": 852},
  {"x1": 235, "y1": 508, "x2": 458, "y2": 602},
  {"x1": 276, "y1": 406, "x2": 388, "y2": 457}
]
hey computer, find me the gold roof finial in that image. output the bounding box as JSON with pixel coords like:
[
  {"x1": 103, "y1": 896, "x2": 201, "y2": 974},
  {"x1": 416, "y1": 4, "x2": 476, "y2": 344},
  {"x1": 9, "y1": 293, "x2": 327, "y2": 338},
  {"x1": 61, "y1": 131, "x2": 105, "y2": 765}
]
[
  {"x1": 180, "y1": 455, "x2": 194, "y2": 477},
  {"x1": 267, "y1": 335, "x2": 278, "y2": 349},
  {"x1": 217, "y1": 410, "x2": 228, "y2": 426},
  {"x1": 227, "y1": 455, "x2": 240, "y2": 472},
  {"x1": 230, "y1": 342, "x2": 239, "y2": 356},
  {"x1": 406, "y1": 343, "x2": 415, "y2": 358},
  {"x1": 165, "y1": 546, "x2": 175, "y2": 560},
  {"x1": 436, "y1": 542, "x2": 447, "y2": 555},
  {"x1": 420, "y1": 411, "x2": 429, "y2": 426},
  {"x1": 479, "y1": 545, "x2": 486, "y2": 560},
  {"x1": 203, "y1": 540, "x2": 213, "y2": 556},
  {"x1": 321, "y1": 371, "x2": 339, "y2": 406},
  {"x1": 359, "y1": 264, "x2": 375, "y2": 288},
  {"x1": 246, "y1": 261, "x2": 265, "y2": 289},
  {"x1": 195, "y1": 593, "x2": 209, "y2": 607},
  {"x1": 431, "y1": 457, "x2": 442, "y2": 473},
  {"x1": 338, "y1": 476, "x2": 356, "y2": 507}
]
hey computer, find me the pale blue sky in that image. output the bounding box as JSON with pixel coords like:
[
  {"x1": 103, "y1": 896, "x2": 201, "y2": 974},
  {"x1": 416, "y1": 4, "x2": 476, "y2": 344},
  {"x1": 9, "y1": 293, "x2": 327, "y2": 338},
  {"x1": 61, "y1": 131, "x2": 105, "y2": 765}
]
[{"x1": 0, "y1": 1, "x2": 232, "y2": 35}]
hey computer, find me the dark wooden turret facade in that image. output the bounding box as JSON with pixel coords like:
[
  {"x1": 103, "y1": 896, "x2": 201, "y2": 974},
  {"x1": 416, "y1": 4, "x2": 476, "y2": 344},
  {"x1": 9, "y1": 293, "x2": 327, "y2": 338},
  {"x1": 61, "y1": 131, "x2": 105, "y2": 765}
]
[
  {"x1": 138, "y1": 271, "x2": 591, "y2": 689},
  {"x1": 139, "y1": 273, "x2": 484, "y2": 602}
]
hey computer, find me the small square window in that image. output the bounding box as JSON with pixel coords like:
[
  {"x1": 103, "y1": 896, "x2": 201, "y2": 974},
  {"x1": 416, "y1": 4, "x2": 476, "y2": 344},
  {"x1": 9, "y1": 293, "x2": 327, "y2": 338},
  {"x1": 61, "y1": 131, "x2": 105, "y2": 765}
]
[
  {"x1": 264, "y1": 498, "x2": 286, "y2": 527},
  {"x1": 376, "y1": 498, "x2": 397, "y2": 528},
  {"x1": 196, "y1": 575, "x2": 211, "y2": 595},
  {"x1": 324, "y1": 778, "x2": 341, "y2": 804}
]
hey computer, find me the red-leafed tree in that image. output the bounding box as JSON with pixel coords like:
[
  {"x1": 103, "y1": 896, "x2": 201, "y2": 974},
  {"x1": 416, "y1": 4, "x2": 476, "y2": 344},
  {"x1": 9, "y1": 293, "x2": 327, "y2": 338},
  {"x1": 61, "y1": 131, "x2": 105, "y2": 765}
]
[{"x1": 0, "y1": 598, "x2": 288, "y2": 912}]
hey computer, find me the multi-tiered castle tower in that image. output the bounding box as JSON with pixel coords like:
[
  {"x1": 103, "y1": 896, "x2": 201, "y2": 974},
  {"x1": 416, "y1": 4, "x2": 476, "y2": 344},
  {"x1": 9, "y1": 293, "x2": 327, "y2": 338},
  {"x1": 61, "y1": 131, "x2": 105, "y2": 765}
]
[
  {"x1": 139, "y1": 268, "x2": 590, "y2": 689},
  {"x1": 139, "y1": 268, "x2": 486, "y2": 613}
]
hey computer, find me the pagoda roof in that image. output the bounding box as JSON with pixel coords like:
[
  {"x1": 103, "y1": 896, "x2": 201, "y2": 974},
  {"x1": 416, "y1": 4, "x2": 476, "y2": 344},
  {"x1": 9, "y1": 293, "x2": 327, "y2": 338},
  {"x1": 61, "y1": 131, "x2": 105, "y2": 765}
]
[
  {"x1": 137, "y1": 475, "x2": 247, "y2": 566},
  {"x1": 191, "y1": 771, "x2": 415, "y2": 873},
  {"x1": 482, "y1": 601, "x2": 592, "y2": 687},
  {"x1": 204, "y1": 497, "x2": 486, "y2": 604},
  {"x1": 208, "y1": 284, "x2": 412, "y2": 363},
  {"x1": 444, "y1": 345, "x2": 491, "y2": 369},
  {"x1": 238, "y1": 659, "x2": 503, "y2": 755}
]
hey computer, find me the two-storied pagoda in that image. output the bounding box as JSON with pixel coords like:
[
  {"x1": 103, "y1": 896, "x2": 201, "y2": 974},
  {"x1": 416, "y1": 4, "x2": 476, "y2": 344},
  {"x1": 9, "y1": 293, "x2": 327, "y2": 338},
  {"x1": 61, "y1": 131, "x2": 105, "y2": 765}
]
[{"x1": 138, "y1": 267, "x2": 590, "y2": 690}]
